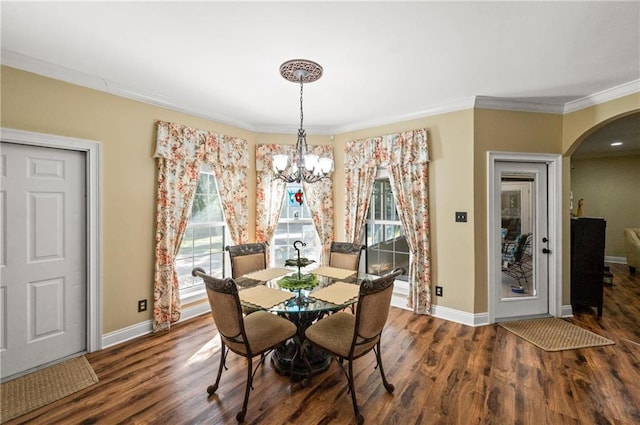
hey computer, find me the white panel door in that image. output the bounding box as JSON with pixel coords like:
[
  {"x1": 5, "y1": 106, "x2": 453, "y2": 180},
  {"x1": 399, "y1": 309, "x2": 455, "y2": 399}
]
[
  {"x1": 494, "y1": 161, "x2": 549, "y2": 319},
  {"x1": 0, "y1": 142, "x2": 86, "y2": 379}
]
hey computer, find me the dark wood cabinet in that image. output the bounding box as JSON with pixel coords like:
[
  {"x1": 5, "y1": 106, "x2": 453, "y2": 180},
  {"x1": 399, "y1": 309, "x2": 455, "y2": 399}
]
[{"x1": 570, "y1": 217, "x2": 606, "y2": 316}]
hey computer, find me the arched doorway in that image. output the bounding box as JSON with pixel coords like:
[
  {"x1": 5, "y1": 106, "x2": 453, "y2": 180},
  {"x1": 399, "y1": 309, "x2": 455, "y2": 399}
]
[{"x1": 566, "y1": 111, "x2": 639, "y2": 316}]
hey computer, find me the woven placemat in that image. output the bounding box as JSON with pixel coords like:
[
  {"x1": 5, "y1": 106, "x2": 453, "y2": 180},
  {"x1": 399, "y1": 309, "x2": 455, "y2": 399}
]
[
  {"x1": 1, "y1": 356, "x2": 98, "y2": 422},
  {"x1": 239, "y1": 285, "x2": 295, "y2": 309},
  {"x1": 499, "y1": 318, "x2": 615, "y2": 351},
  {"x1": 311, "y1": 266, "x2": 356, "y2": 280},
  {"x1": 242, "y1": 267, "x2": 291, "y2": 281},
  {"x1": 311, "y1": 281, "x2": 360, "y2": 305}
]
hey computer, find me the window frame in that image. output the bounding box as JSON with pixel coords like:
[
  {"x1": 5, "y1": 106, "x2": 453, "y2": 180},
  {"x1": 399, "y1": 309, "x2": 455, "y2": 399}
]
[
  {"x1": 364, "y1": 169, "x2": 409, "y2": 283},
  {"x1": 270, "y1": 183, "x2": 321, "y2": 267},
  {"x1": 175, "y1": 165, "x2": 229, "y2": 304}
]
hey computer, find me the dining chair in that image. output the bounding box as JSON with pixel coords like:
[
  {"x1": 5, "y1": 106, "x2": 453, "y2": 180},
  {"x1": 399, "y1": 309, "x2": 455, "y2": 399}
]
[
  {"x1": 192, "y1": 267, "x2": 297, "y2": 423},
  {"x1": 304, "y1": 267, "x2": 404, "y2": 424},
  {"x1": 328, "y1": 241, "x2": 365, "y2": 271},
  {"x1": 226, "y1": 242, "x2": 267, "y2": 278}
]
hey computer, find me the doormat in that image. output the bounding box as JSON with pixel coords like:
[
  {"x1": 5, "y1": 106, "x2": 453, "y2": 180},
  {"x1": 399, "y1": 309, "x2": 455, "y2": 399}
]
[
  {"x1": 499, "y1": 318, "x2": 615, "y2": 352},
  {"x1": 1, "y1": 356, "x2": 98, "y2": 423}
]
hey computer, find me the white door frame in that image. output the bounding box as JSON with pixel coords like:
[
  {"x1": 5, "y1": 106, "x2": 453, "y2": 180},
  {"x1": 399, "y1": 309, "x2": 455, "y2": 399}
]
[
  {"x1": 1, "y1": 128, "x2": 102, "y2": 352},
  {"x1": 487, "y1": 152, "x2": 562, "y2": 324}
]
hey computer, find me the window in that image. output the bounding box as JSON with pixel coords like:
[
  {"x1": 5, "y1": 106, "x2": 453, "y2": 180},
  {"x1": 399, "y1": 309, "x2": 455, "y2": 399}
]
[
  {"x1": 365, "y1": 177, "x2": 409, "y2": 280},
  {"x1": 175, "y1": 165, "x2": 227, "y2": 299},
  {"x1": 271, "y1": 183, "x2": 321, "y2": 267}
]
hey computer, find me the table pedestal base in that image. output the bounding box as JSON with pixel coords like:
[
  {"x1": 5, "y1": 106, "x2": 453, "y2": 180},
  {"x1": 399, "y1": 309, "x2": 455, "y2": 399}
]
[
  {"x1": 270, "y1": 310, "x2": 333, "y2": 380},
  {"x1": 271, "y1": 341, "x2": 330, "y2": 380}
]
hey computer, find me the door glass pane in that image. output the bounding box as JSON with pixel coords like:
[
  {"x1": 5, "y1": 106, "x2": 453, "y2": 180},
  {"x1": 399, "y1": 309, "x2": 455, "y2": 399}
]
[{"x1": 500, "y1": 178, "x2": 534, "y2": 299}]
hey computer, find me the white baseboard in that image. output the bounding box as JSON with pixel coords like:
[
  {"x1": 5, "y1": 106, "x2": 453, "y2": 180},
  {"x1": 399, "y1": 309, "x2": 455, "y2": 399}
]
[
  {"x1": 561, "y1": 304, "x2": 574, "y2": 318},
  {"x1": 431, "y1": 304, "x2": 490, "y2": 327},
  {"x1": 102, "y1": 295, "x2": 574, "y2": 348},
  {"x1": 102, "y1": 319, "x2": 152, "y2": 348},
  {"x1": 605, "y1": 256, "x2": 627, "y2": 264},
  {"x1": 102, "y1": 302, "x2": 211, "y2": 348}
]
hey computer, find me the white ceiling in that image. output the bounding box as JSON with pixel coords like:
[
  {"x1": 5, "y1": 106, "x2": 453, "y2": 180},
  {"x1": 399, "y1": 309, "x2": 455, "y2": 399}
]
[{"x1": 2, "y1": 1, "x2": 639, "y2": 153}]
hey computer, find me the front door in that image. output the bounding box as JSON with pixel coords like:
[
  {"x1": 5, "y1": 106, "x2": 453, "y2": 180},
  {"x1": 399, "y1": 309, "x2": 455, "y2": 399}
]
[
  {"x1": 493, "y1": 161, "x2": 550, "y2": 319},
  {"x1": 0, "y1": 142, "x2": 87, "y2": 380}
]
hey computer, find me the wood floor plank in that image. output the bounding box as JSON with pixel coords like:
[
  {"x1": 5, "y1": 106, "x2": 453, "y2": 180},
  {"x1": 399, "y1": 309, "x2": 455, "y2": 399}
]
[{"x1": 5, "y1": 263, "x2": 639, "y2": 424}]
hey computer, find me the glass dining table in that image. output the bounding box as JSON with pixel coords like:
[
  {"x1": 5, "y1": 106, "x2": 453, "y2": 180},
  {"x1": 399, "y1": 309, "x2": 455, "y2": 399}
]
[{"x1": 234, "y1": 266, "x2": 378, "y2": 380}]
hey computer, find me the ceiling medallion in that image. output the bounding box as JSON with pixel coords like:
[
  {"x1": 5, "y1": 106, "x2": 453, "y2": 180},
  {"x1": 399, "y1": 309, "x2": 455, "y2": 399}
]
[{"x1": 279, "y1": 59, "x2": 323, "y2": 84}]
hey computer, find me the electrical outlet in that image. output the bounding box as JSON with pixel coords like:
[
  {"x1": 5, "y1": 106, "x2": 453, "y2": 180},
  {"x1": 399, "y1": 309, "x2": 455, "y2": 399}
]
[
  {"x1": 138, "y1": 299, "x2": 147, "y2": 312},
  {"x1": 455, "y1": 212, "x2": 467, "y2": 222},
  {"x1": 435, "y1": 286, "x2": 443, "y2": 297}
]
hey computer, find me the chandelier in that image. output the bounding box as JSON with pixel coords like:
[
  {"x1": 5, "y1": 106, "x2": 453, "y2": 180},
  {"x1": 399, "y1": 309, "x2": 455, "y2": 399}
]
[{"x1": 272, "y1": 59, "x2": 333, "y2": 183}]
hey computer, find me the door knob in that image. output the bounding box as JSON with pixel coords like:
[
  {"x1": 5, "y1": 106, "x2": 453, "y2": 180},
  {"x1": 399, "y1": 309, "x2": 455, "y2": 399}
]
[
  {"x1": 542, "y1": 248, "x2": 551, "y2": 254},
  {"x1": 542, "y1": 237, "x2": 548, "y2": 243}
]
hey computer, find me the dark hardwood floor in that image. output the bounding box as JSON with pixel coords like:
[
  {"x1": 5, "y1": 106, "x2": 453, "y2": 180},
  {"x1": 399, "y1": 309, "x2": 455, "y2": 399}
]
[{"x1": 6, "y1": 263, "x2": 639, "y2": 424}]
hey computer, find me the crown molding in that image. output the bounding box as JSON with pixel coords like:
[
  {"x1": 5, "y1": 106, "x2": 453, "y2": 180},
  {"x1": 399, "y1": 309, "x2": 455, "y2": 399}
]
[
  {"x1": 2, "y1": 49, "x2": 109, "y2": 92},
  {"x1": 474, "y1": 96, "x2": 566, "y2": 114},
  {"x1": 563, "y1": 79, "x2": 640, "y2": 114},
  {"x1": 3, "y1": 49, "x2": 638, "y2": 135},
  {"x1": 330, "y1": 97, "x2": 477, "y2": 134}
]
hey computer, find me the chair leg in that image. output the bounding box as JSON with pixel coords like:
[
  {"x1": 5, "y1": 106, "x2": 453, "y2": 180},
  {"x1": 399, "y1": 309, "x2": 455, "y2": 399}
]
[
  {"x1": 208, "y1": 342, "x2": 228, "y2": 395},
  {"x1": 347, "y1": 360, "x2": 364, "y2": 425},
  {"x1": 374, "y1": 341, "x2": 394, "y2": 393},
  {"x1": 236, "y1": 356, "x2": 253, "y2": 422}
]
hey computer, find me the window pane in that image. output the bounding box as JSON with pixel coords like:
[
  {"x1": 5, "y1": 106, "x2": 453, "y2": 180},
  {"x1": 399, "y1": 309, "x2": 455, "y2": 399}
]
[
  {"x1": 373, "y1": 223, "x2": 382, "y2": 245},
  {"x1": 190, "y1": 194, "x2": 209, "y2": 224},
  {"x1": 396, "y1": 233, "x2": 409, "y2": 251},
  {"x1": 366, "y1": 249, "x2": 380, "y2": 275},
  {"x1": 209, "y1": 225, "x2": 225, "y2": 252},
  {"x1": 372, "y1": 181, "x2": 382, "y2": 220},
  {"x1": 177, "y1": 168, "x2": 227, "y2": 294},
  {"x1": 271, "y1": 184, "x2": 320, "y2": 266},
  {"x1": 365, "y1": 177, "x2": 409, "y2": 279},
  {"x1": 274, "y1": 246, "x2": 289, "y2": 267},
  {"x1": 192, "y1": 226, "x2": 211, "y2": 256},
  {"x1": 177, "y1": 227, "x2": 194, "y2": 259},
  {"x1": 395, "y1": 251, "x2": 410, "y2": 273}
]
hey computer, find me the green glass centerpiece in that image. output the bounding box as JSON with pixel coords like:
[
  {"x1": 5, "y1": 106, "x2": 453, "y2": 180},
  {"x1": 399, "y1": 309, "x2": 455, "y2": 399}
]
[{"x1": 278, "y1": 240, "x2": 318, "y2": 293}]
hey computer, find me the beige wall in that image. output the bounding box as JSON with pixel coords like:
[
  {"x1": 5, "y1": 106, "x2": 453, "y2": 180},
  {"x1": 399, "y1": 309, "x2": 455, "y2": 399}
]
[
  {"x1": 571, "y1": 155, "x2": 640, "y2": 257},
  {"x1": 473, "y1": 109, "x2": 564, "y2": 311},
  {"x1": 335, "y1": 110, "x2": 476, "y2": 313},
  {"x1": 2, "y1": 65, "x2": 638, "y2": 335}
]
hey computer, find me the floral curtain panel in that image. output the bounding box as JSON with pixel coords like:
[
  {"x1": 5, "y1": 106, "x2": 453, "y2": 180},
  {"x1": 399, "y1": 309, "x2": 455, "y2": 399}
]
[
  {"x1": 154, "y1": 121, "x2": 248, "y2": 331},
  {"x1": 255, "y1": 144, "x2": 288, "y2": 261},
  {"x1": 344, "y1": 129, "x2": 431, "y2": 314},
  {"x1": 302, "y1": 145, "x2": 334, "y2": 264},
  {"x1": 255, "y1": 144, "x2": 334, "y2": 264}
]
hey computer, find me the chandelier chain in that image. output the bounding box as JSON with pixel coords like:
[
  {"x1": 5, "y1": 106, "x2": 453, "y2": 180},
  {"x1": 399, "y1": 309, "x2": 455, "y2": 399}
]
[{"x1": 299, "y1": 78, "x2": 304, "y2": 132}]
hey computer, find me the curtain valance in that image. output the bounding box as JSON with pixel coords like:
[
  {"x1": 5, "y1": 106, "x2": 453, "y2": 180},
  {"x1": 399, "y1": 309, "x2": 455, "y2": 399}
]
[
  {"x1": 155, "y1": 120, "x2": 249, "y2": 169},
  {"x1": 344, "y1": 128, "x2": 429, "y2": 169}
]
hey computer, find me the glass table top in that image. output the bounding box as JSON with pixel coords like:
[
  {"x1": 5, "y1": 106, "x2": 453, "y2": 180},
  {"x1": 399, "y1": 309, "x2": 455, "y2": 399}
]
[{"x1": 235, "y1": 267, "x2": 379, "y2": 314}]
